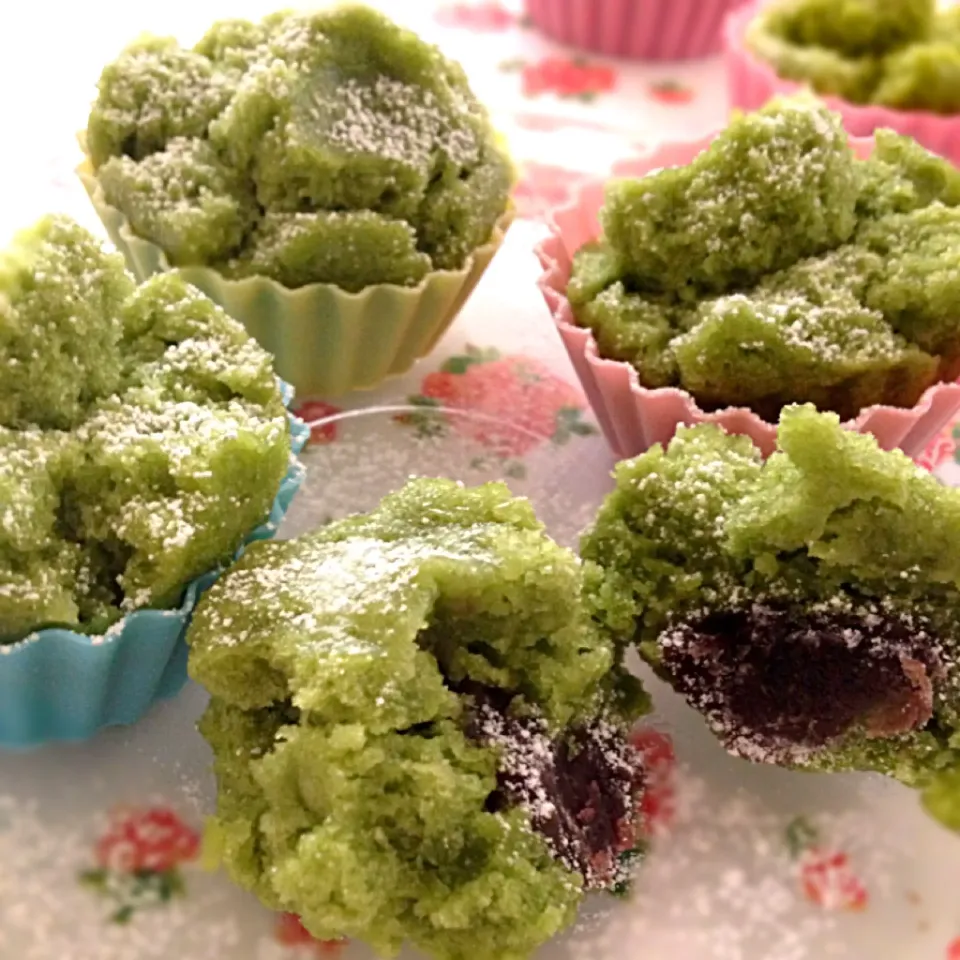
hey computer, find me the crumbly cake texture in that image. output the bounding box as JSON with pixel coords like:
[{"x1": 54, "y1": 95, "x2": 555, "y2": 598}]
[
  {"x1": 568, "y1": 99, "x2": 960, "y2": 420},
  {"x1": 748, "y1": 0, "x2": 960, "y2": 113},
  {"x1": 581, "y1": 405, "x2": 960, "y2": 793},
  {"x1": 762, "y1": 0, "x2": 934, "y2": 60},
  {"x1": 0, "y1": 215, "x2": 290, "y2": 643},
  {"x1": 86, "y1": 5, "x2": 512, "y2": 290},
  {"x1": 188, "y1": 480, "x2": 649, "y2": 960}
]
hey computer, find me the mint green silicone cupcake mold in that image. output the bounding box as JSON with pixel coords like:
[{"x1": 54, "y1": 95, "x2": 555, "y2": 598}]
[{"x1": 77, "y1": 166, "x2": 513, "y2": 398}]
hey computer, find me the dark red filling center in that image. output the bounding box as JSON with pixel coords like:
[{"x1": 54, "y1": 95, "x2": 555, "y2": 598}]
[
  {"x1": 462, "y1": 684, "x2": 644, "y2": 890},
  {"x1": 659, "y1": 602, "x2": 942, "y2": 763}
]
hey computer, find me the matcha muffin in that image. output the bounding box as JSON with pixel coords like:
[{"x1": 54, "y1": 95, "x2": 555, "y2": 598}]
[
  {"x1": 0, "y1": 214, "x2": 294, "y2": 645},
  {"x1": 581, "y1": 404, "x2": 960, "y2": 821},
  {"x1": 566, "y1": 97, "x2": 960, "y2": 424},
  {"x1": 80, "y1": 5, "x2": 513, "y2": 397},
  {"x1": 188, "y1": 479, "x2": 649, "y2": 960},
  {"x1": 84, "y1": 5, "x2": 512, "y2": 289},
  {"x1": 745, "y1": 0, "x2": 960, "y2": 114}
]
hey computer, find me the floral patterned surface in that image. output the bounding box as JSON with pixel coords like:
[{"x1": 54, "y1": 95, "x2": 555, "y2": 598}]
[
  {"x1": 2, "y1": 1, "x2": 960, "y2": 959},
  {"x1": 81, "y1": 808, "x2": 201, "y2": 924},
  {"x1": 393, "y1": 344, "x2": 597, "y2": 477},
  {"x1": 785, "y1": 818, "x2": 868, "y2": 913}
]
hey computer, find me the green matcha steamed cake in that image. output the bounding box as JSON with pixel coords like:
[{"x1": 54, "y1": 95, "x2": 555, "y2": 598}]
[
  {"x1": 0, "y1": 215, "x2": 132, "y2": 431},
  {"x1": 0, "y1": 428, "x2": 80, "y2": 638},
  {"x1": 0, "y1": 215, "x2": 291, "y2": 643},
  {"x1": 747, "y1": 0, "x2": 960, "y2": 114},
  {"x1": 95, "y1": 138, "x2": 257, "y2": 267},
  {"x1": 598, "y1": 97, "x2": 860, "y2": 297},
  {"x1": 221, "y1": 211, "x2": 432, "y2": 291},
  {"x1": 568, "y1": 98, "x2": 960, "y2": 421},
  {"x1": 581, "y1": 405, "x2": 960, "y2": 821},
  {"x1": 761, "y1": 0, "x2": 933, "y2": 60},
  {"x1": 85, "y1": 5, "x2": 513, "y2": 291},
  {"x1": 85, "y1": 35, "x2": 232, "y2": 168},
  {"x1": 188, "y1": 480, "x2": 649, "y2": 960}
]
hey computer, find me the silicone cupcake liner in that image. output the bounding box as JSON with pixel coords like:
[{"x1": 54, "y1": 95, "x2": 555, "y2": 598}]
[
  {"x1": 534, "y1": 134, "x2": 960, "y2": 460},
  {"x1": 725, "y1": 1, "x2": 960, "y2": 166},
  {"x1": 77, "y1": 159, "x2": 513, "y2": 400},
  {"x1": 524, "y1": 0, "x2": 750, "y2": 61},
  {"x1": 0, "y1": 383, "x2": 309, "y2": 749}
]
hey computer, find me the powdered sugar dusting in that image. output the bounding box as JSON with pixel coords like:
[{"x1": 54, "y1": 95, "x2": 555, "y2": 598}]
[
  {"x1": 474, "y1": 700, "x2": 641, "y2": 892},
  {"x1": 660, "y1": 598, "x2": 947, "y2": 766},
  {"x1": 0, "y1": 217, "x2": 291, "y2": 644},
  {"x1": 315, "y1": 75, "x2": 480, "y2": 170},
  {"x1": 89, "y1": 8, "x2": 510, "y2": 286}
]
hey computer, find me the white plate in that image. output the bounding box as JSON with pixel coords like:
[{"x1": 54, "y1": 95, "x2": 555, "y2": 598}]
[{"x1": 4, "y1": 404, "x2": 960, "y2": 960}]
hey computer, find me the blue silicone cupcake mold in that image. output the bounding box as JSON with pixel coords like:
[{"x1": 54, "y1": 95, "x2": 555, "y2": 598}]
[{"x1": 0, "y1": 381, "x2": 309, "y2": 749}]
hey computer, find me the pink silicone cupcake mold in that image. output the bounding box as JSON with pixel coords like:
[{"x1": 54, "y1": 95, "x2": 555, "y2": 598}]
[
  {"x1": 725, "y1": 1, "x2": 960, "y2": 166},
  {"x1": 534, "y1": 133, "x2": 960, "y2": 460},
  {"x1": 525, "y1": 0, "x2": 750, "y2": 61}
]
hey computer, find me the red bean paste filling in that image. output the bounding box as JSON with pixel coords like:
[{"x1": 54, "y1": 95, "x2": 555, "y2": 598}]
[
  {"x1": 659, "y1": 602, "x2": 943, "y2": 763},
  {"x1": 460, "y1": 683, "x2": 644, "y2": 891}
]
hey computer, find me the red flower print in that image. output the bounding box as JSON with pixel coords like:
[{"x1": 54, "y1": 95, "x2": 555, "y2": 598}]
[
  {"x1": 786, "y1": 816, "x2": 868, "y2": 912},
  {"x1": 95, "y1": 807, "x2": 200, "y2": 874},
  {"x1": 294, "y1": 400, "x2": 343, "y2": 446},
  {"x1": 403, "y1": 346, "x2": 595, "y2": 460},
  {"x1": 275, "y1": 913, "x2": 347, "y2": 956},
  {"x1": 513, "y1": 162, "x2": 590, "y2": 221},
  {"x1": 947, "y1": 936, "x2": 960, "y2": 960},
  {"x1": 507, "y1": 57, "x2": 617, "y2": 101},
  {"x1": 630, "y1": 728, "x2": 677, "y2": 837},
  {"x1": 435, "y1": 2, "x2": 514, "y2": 30},
  {"x1": 82, "y1": 806, "x2": 200, "y2": 924},
  {"x1": 917, "y1": 428, "x2": 955, "y2": 471},
  {"x1": 631, "y1": 727, "x2": 675, "y2": 769},
  {"x1": 648, "y1": 80, "x2": 695, "y2": 105},
  {"x1": 798, "y1": 849, "x2": 868, "y2": 911}
]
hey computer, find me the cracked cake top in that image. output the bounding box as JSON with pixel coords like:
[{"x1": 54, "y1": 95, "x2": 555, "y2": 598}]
[
  {"x1": 0, "y1": 215, "x2": 290, "y2": 643},
  {"x1": 85, "y1": 5, "x2": 513, "y2": 291}
]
